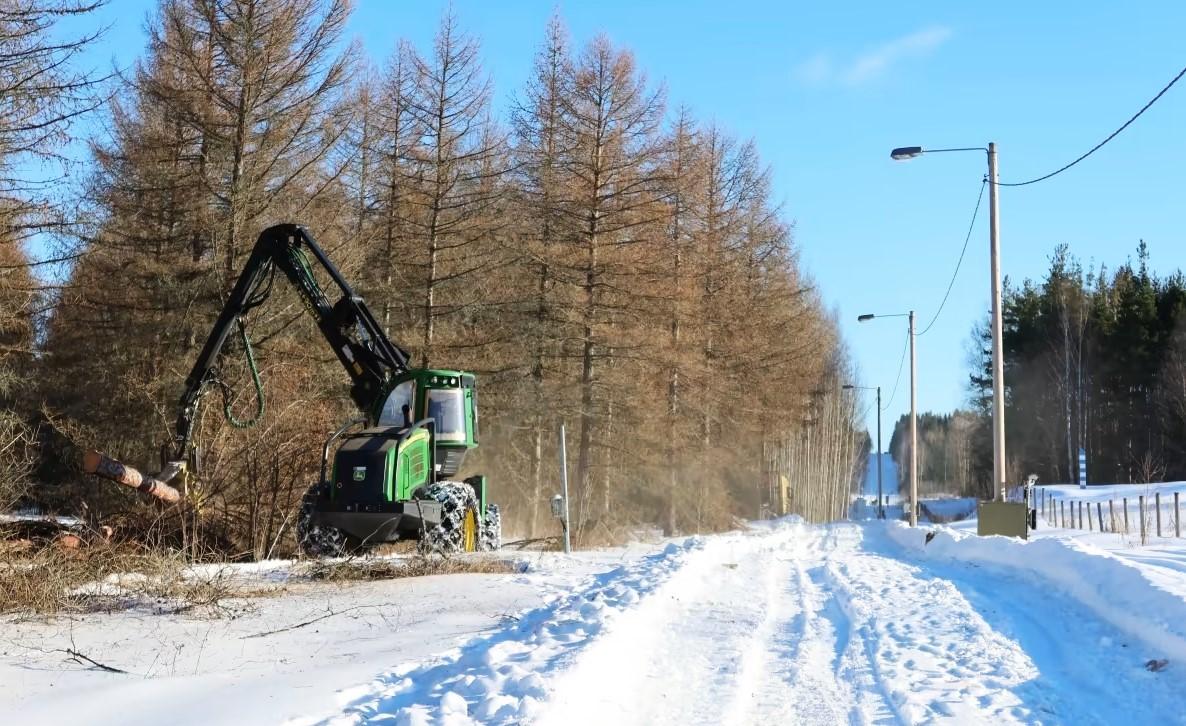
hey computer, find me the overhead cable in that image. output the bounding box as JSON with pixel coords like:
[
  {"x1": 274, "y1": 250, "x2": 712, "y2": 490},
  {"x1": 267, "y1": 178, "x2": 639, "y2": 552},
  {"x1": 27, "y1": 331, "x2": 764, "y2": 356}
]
[{"x1": 997, "y1": 62, "x2": 1186, "y2": 187}]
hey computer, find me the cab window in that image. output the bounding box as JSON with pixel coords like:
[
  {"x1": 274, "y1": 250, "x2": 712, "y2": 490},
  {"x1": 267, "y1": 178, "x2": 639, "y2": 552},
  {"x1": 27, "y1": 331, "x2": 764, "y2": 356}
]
[
  {"x1": 427, "y1": 388, "x2": 466, "y2": 442},
  {"x1": 378, "y1": 381, "x2": 415, "y2": 427}
]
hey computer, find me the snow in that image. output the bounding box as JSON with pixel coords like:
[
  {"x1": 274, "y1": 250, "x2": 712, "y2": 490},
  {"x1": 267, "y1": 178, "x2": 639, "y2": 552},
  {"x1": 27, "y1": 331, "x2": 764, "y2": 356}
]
[
  {"x1": 319, "y1": 539, "x2": 706, "y2": 725},
  {"x1": 7, "y1": 515, "x2": 1186, "y2": 723},
  {"x1": 0, "y1": 549, "x2": 653, "y2": 726},
  {"x1": 887, "y1": 521, "x2": 1186, "y2": 668},
  {"x1": 1042, "y1": 481, "x2": 1186, "y2": 502}
]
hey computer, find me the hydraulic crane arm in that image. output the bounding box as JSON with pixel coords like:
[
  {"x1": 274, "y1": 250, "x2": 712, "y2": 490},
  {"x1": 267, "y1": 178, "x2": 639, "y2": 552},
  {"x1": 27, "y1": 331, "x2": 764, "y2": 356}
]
[{"x1": 172, "y1": 224, "x2": 409, "y2": 462}]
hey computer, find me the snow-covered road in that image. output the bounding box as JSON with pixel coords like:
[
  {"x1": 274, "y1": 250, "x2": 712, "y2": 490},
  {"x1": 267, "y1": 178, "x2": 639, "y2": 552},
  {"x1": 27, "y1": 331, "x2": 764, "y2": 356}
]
[
  {"x1": 7, "y1": 518, "x2": 1186, "y2": 725},
  {"x1": 321, "y1": 520, "x2": 1186, "y2": 725}
]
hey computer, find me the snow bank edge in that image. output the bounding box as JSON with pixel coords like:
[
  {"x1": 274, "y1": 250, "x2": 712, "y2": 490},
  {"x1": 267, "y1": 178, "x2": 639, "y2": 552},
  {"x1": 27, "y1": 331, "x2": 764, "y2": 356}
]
[{"x1": 885, "y1": 522, "x2": 1186, "y2": 663}]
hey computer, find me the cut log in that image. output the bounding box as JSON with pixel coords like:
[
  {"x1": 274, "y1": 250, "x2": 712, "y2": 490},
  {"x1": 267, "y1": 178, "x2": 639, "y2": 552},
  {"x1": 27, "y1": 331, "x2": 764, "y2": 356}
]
[
  {"x1": 82, "y1": 450, "x2": 182, "y2": 505},
  {"x1": 55, "y1": 533, "x2": 83, "y2": 549}
]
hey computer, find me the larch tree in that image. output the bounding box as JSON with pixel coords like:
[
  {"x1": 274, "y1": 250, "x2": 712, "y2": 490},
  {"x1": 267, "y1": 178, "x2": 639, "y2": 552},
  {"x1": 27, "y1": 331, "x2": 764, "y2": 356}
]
[
  {"x1": 656, "y1": 108, "x2": 702, "y2": 535},
  {"x1": 404, "y1": 11, "x2": 506, "y2": 368},
  {"x1": 0, "y1": 0, "x2": 104, "y2": 508},
  {"x1": 39, "y1": 0, "x2": 359, "y2": 557},
  {"x1": 558, "y1": 35, "x2": 665, "y2": 527},
  {"x1": 365, "y1": 40, "x2": 421, "y2": 336},
  {"x1": 508, "y1": 15, "x2": 576, "y2": 535}
]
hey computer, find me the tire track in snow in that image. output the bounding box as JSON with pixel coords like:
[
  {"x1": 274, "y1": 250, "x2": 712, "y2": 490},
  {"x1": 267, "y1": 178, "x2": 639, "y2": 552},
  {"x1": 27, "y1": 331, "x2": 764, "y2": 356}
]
[
  {"x1": 725, "y1": 533, "x2": 856, "y2": 726},
  {"x1": 305, "y1": 537, "x2": 707, "y2": 726},
  {"x1": 722, "y1": 524, "x2": 897, "y2": 726},
  {"x1": 542, "y1": 522, "x2": 896, "y2": 726},
  {"x1": 313, "y1": 520, "x2": 1186, "y2": 725},
  {"x1": 809, "y1": 526, "x2": 886, "y2": 726},
  {"x1": 536, "y1": 523, "x2": 801, "y2": 725},
  {"x1": 821, "y1": 525, "x2": 1043, "y2": 725},
  {"x1": 719, "y1": 531, "x2": 804, "y2": 725}
]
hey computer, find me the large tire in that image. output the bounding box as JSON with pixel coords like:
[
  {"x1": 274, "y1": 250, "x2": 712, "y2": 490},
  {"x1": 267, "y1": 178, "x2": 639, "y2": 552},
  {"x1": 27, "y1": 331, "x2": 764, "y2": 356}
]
[
  {"x1": 296, "y1": 484, "x2": 349, "y2": 558},
  {"x1": 481, "y1": 503, "x2": 501, "y2": 551},
  {"x1": 418, "y1": 481, "x2": 480, "y2": 554}
]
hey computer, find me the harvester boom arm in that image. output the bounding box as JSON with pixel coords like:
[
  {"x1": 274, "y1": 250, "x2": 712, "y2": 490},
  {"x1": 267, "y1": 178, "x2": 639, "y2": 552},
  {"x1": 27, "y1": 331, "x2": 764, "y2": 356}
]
[{"x1": 173, "y1": 224, "x2": 409, "y2": 461}]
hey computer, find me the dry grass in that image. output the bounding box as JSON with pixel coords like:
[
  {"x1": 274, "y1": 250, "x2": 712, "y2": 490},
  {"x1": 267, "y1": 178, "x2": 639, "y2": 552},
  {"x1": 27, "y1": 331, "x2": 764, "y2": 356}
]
[
  {"x1": 0, "y1": 545, "x2": 257, "y2": 616},
  {"x1": 295, "y1": 554, "x2": 524, "y2": 582},
  {"x1": 0, "y1": 537, "x2": 525, "y2": 616}
]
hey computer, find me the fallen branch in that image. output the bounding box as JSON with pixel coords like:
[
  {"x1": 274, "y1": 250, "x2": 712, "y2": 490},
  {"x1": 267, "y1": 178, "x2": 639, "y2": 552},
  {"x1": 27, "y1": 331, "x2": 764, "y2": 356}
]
[
  {"x1": 240, "y1": 603, "x2": 392, "y2": 639},
  {"x1": 64, "y1": 648, "x2": 127, "y2": 674},
  {"x1": 502, "y1": 536, "x2": 559, "y2": 550}
]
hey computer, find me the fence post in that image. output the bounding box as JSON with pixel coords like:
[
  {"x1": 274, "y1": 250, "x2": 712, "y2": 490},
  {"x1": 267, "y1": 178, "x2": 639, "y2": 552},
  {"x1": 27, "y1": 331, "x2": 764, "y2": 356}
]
[
  {"x1": 1140, "y1": 495, "x2": 1147, "y2": 544},
  {"x1": 1156, "y1": 492, "x2": 1162, "y2": 538},
  {"x1": 1109, "y1": 499, "x2": 1116, "y2": 533},
  {"x1": 1079, "y1": 501, "x2": 1084, "y2": 529},
  {"x1": 1088, "y1": 501, "x2": 1093, "y2": 530},
  {"x1": 1061, "y1": 500, "x2": 1066, "y2": 528},
  {"x1": 1176, "y1": 492, "x2": 1181, "y2": 538},
  {"x1": 1097, "y1": 502, "x2": 1104, "y2": 532},
  {"x1": 1124, "y1": 497, "x2": 1129, "y2": 534}
]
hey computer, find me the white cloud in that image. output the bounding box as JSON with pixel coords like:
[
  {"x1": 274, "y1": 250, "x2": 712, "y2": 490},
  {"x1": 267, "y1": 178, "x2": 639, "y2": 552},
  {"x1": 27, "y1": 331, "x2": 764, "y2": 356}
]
[
  {"x1": 794, "y1": 26, "x2": 953, "y2": 87},
  {"x1": 794, "y1": 53, "x2": 834, "y2": 85}
]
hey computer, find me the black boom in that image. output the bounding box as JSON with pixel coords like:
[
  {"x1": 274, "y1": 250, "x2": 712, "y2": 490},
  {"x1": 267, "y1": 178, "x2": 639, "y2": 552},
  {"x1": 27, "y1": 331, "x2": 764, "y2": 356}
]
[{"x1": 173, "y1": 224, "x2": 410, "y2": 461}]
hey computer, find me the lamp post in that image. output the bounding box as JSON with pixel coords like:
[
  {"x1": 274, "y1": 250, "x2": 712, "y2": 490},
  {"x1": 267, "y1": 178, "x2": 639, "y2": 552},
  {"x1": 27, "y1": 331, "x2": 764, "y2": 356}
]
[
  {"x1": 843, "y1": 383, "x2": 883, "y2": 519},
  {"x1": 890, "y1": 143, "x2": 1006, "y2": 501},
  {"x1": 857, "y1": 311, "x2": 917, "y2": 525}
]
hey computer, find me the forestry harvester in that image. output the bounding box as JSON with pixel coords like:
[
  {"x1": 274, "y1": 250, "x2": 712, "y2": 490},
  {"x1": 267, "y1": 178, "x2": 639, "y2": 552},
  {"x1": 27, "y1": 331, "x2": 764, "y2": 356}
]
[{"x1": 85, "y1": 224, "x2": 500, "y2": 556}]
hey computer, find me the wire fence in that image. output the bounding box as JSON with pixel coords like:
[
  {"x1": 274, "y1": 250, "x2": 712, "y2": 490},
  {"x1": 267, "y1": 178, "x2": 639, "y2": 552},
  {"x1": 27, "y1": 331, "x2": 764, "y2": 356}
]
[{"x1": 1035, "y1": 487, "x2": 1182, "y2": 545}]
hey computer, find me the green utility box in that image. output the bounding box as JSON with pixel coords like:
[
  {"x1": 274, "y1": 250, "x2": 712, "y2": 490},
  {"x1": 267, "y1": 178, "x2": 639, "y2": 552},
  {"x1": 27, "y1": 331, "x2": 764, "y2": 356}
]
[{"x1": 977, "y1": 501, "x2": 1029, "y2": 539}]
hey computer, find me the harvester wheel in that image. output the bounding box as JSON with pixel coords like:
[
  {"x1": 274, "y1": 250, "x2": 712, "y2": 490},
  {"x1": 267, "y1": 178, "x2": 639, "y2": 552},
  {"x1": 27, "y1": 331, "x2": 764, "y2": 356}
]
[
  {"x1": 296, "y1": 484, "x2": 349, "y2": 558},
  {"x1": 418, "y1": 481, "x2": 480, "y2": 555},
  {"x1": 481, "y1": 503, "x2": 502, "y2": 551}
]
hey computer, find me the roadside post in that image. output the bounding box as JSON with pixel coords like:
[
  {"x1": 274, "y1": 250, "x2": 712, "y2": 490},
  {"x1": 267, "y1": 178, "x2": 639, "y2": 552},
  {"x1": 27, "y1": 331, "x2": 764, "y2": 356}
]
[{"x1": 556, "y1": 423, "x2": 572, "y2": 554}]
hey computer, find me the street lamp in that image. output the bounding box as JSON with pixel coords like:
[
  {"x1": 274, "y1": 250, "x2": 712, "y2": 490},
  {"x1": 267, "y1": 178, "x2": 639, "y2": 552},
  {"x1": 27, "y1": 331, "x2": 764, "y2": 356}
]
[
  {"x1": 858, "y1": 311, "x2": 917, "y2": 525},
  {"x1": 890, "y1": 143, "x2": 1005, "y2": 501},
  {"x1": 843, "y1": 383, "x2": 884, "y2": 519}
]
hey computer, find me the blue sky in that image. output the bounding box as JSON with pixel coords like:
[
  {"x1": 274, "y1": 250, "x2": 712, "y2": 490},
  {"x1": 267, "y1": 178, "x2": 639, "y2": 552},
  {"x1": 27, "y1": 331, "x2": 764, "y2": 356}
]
[{"x1": 57, "y1": 0, "x2": 1186, "y2": 445}]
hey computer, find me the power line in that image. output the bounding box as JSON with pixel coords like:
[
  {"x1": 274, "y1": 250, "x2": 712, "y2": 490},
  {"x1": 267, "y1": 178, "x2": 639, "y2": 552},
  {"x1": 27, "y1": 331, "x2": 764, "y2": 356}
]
[
  {"x1": 997, "y1": 61, "x2": 1186, "y2": 187},
  {"x1": 882, "y1": 329, "x2": 906, "y2": 415},
  {"x1": 917, "y1": 178, "x2": 987, "y2": 336}
]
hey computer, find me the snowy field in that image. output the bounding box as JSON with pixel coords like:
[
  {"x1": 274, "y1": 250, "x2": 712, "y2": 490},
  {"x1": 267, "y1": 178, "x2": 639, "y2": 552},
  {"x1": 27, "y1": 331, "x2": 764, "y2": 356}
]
[
  {"x1": 6, "y1": 513, "x2": 1186, "y2": 724},
  {"x1": 1036, "y1": 482, "x2": 1186, "y2": 540}
]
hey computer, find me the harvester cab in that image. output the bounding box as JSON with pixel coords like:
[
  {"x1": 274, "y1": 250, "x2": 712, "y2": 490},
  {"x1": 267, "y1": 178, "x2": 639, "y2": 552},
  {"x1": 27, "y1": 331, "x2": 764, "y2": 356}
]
[
  {"x1": 301, "y1": 367, "x2": 495, "y2": 556},
  {"x1": 374, "y1": 369, "x2": 479, "y2": 477}
]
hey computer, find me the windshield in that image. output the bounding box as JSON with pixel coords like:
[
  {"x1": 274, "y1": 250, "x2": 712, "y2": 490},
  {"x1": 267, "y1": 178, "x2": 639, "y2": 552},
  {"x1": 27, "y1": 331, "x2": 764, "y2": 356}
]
[
  {"x1": 426, "y1": 388, "x2": 466, "y2": 442},
  {"x1": 377, "y1": 380, "x2": 415, "y2": 427}
]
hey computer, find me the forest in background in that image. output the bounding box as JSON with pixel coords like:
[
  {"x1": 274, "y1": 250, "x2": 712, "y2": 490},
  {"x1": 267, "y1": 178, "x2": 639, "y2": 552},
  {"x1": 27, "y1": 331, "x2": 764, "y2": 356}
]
[
  {"x1": 890, "y1": 242, "x2": 1186, "y2": 498},
  {"x1": 1, "y1": 0, "x2": 863, "y2": 558}
]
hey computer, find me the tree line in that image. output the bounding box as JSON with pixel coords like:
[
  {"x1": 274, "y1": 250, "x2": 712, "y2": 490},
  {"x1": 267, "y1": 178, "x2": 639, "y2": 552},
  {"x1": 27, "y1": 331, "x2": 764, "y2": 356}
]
[
  {"x1": 2, "y1": 0, "x2": 862, "y2": 556},
  {"x1": 890, "y1": 241, "x2": 1186, "y2": 498}
]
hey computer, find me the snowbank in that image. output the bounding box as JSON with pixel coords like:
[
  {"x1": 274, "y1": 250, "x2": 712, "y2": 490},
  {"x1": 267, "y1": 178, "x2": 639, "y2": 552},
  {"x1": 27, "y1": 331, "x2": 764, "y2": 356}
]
[{"x1": 885, "y1": 522, "x2": 1186, "y2": 663}]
